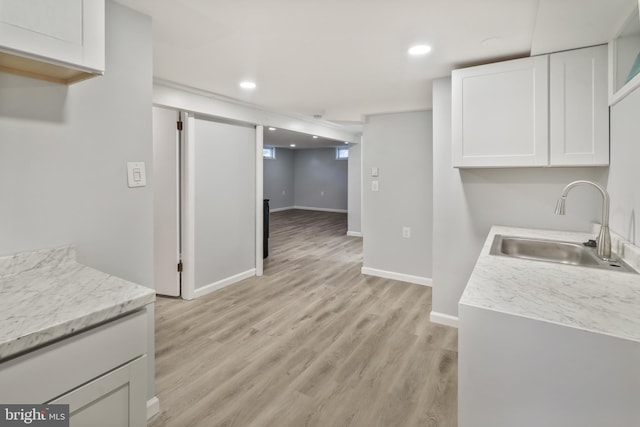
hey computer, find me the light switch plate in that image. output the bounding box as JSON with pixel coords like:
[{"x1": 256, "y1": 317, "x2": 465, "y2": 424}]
[
  {"x1": 371, "y1": 167, "x2": 379, "y2": 177},
  {"x1": 127, "y1": 162, "x2": 146, "y2": 188}
]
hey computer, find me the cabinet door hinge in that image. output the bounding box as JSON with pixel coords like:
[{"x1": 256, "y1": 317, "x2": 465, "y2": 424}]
[
  {"x1": 177, "y1": 261, "x2": 183, "y2": 273},
  {"x1": 177, "y1": 120, "x2": 183, "y2": 131}
]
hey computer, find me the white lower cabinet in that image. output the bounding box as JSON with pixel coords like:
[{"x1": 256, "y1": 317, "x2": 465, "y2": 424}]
[
  {"x1": 452, "y1": 45, "x2": 609, "y2": 168},
  {"x1": 459, "y1": 304, "x2": 640, "y2": 427},
  {"x1": 0, "y1": 309, "x2": 148, "y2": 426},
  {"x1": 50, "y1": 356, "x2": 147, "y2": 427}
]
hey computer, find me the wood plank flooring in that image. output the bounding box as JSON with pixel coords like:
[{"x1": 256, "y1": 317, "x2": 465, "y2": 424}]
[{"x1": 150, "y1": 209, "x2": 457, "y2": 427}]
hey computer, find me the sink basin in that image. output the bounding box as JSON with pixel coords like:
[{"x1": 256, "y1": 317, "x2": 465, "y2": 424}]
[{"x1": 490, "y1": 235, "x2": 637, "y2": 273}]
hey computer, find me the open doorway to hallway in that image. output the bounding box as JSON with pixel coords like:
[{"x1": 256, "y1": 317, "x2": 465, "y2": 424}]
[{"x1": 262, "y1": 128, "x2": 359, "y2": 271}]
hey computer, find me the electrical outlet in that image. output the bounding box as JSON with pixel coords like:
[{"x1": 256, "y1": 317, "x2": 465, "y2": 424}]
[
  {"x1": 372, "y1": 180, "x2": 379, "y2": 191},
  {"x1": 282, "y1": 190, "x2": 286, "y2": 196},
  {"x1": 321, "y1": 191, "x2": 325, "y2": 196},
  {"x1": 402, "y1": 227, "x2": 411, "y2": 238}
]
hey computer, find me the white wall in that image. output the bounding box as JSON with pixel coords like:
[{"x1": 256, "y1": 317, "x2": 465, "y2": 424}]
[
  {"x1": 362, "y1": 111, "x2": 433, "y2": 283},
  {"x1": 0, "y1": 1, "x2": 155, "y2": 398},
  {"x1": 193, "y1": 119, "x2": 256, "y2": 289},
  {"x1": 294, "y1": 148, "x2": 348, "y2": 211},
  {"x1": 263, "y1": 148, "x2": 294, "y2": 210},
  {"x1": 431, "y1": 77, "x2": 608, "y2": 322},
  {"x1": 348, "y1": 142, "x2": 362, "y2": 234},
  {"x1": 608, "y1": 85, "x2": 640, "y2": 243}
]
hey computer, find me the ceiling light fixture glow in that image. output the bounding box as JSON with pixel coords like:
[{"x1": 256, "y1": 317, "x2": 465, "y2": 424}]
[
  {"x1": 408, "y1": 44, "x2": 432, "y2": 56},
  {"x1": 312, "y1": 135, "x2": 319, "y2": 139},
  {"x1": 344, "y1": 141, "x2": 349, "y2": 144},
  {"x1": 240, "y1": 81, "x2": 256, "y2": 89},
  {"x1": 268, "y1": 127, "x2": 276, "y2": 131},
  {"x1": 290, "y1": 144, "x2": 296, "y2": 147}
]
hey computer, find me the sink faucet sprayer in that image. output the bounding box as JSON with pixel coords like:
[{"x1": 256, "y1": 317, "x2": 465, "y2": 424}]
[{"x1": 554, "y1": 180, "x2": 611, "y2": 260}]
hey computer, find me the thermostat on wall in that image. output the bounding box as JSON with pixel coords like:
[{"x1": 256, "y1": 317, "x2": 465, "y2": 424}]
[{"x1": 127, "y1": 162, "x2": 146, "y2": 188}]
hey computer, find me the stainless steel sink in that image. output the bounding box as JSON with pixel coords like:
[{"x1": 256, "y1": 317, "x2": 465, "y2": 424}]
[{"x1": 490, "y1": 235, "x2": 637, "y2": 273}]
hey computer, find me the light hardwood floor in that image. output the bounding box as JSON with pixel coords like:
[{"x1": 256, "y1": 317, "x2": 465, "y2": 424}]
[{"x1": 150, "y1": 209, "x2": 457, "y2": 427}]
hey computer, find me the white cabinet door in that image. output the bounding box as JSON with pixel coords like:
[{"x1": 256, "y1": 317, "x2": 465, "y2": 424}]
[
  {"x1": 452, "y1": 55, "x2": 549, "y2": 167},
  {"x1": 549, "y1": 45, "x2": 609, "y2": 166},
  {"x1": 0, "y1": 0, "x2": 104, "y2": 73},
  {"x1": 50, "y1": 356, "x2": 147, "y2": 427},
  {"x1": 459, "y1": 304, "x2": 640, "y2": 427}
]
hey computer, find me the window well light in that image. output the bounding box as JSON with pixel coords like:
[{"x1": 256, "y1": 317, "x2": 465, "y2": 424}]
[
  {"x1": 408, "y1": 44, "x2": 432, "y2": 56},
  {"x1": 240, "y1": 81, "x2": 256, "y2": 89}
]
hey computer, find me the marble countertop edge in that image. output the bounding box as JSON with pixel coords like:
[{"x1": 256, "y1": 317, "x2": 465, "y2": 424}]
[{"x1": 0, "y1": 246, "x2": 156, "y2": 361}]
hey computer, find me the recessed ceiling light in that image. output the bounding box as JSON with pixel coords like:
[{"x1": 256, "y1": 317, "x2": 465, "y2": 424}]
[
  {"x1": 344, "y1": 141, "x2": 349, "y2": 144},
  {"x1": 268, "y1": 127, "x2": 276, "y2": 131},
  {"x1": 408, "y1": 44, "x2": 432, "y2": 56},
  {"x1": 240, "y1": 81, "x2": 256, "y2": 89},
  {"x1": 290, "y1": 144, "x2": 296, "y2": 147},
  {"x1": 312, "y1": 135, "x2": 319, "y2": 139}
]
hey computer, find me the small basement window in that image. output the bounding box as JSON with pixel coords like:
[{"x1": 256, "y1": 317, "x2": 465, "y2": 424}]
[
  {"x1": 336, "y1": 146, "x2": 349, "y2": 160},
  {"x1": 263, "y1": 147, "x2": 276, "y2": 159}
]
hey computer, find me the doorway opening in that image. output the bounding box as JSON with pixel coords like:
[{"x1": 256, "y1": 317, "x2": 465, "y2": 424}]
[{"x1": 262, "y1": 128, "x2": 359, "y2": 273}]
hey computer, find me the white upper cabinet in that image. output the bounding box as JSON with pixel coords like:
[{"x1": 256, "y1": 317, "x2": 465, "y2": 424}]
[
  {"x1": 452, "y1": 55, "x2": 549, "y2": 168},
  {"x1": 0, "y1": 0, "x2": 105, "y2": 84},
  {"x1": 550, "y1": 45, "x2": 609, "y2": 166},
  {"x1": 452, "y1": 45, "x2": 609, "y2": 168}
]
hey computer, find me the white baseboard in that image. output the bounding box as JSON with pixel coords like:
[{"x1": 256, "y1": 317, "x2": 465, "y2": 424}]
[
  {"x1": 347, "y1": 231, "x2": 362, "y2": 237},
  {"x1": 194, "y1": 269, "x2": 255, "y2": 299},
  {"x1": 147, "y1": 396, "x2": 160, "y2": 420},
  {"x1": 293, "y1": 206, "x2": 347, "y2": 213},
  {"x1": 430, "y1": 311, "x2": 459, "y2": 328},
  {"x1": 361, "y1": 267, "x2": 432, "y2": 287},
  {"x1": 269, "y1": 206, "x2": 294, "y2": 213}
]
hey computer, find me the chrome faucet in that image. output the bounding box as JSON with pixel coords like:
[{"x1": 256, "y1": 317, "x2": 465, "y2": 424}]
[{"x1": 554, "y1": 180, "x2": 611, "y2": 260}]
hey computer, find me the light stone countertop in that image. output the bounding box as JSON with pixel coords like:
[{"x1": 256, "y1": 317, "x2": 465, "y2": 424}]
[
  {"x1": 460, "y1": 226, "x2": 640, "y2": 343},
  {"x1": 0, "y1": 246, "x2": 155, "y2": 361}
]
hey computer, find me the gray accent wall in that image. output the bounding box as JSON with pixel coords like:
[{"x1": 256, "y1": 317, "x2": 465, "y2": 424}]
[
  {"x1": 294, "y1": 148, "x2": 348, "y2": 211},
  {"x1": 608, "y1": 84, "x2": 640, "y2": 243},
  {"x1": 348, "y1": 142, "x2": 362, "y2": 233},
  {"x1": 193, "y1": 119, "x2": 256, "y2": 289},
  {"x1": 0, "y1": 1, "x2": 155, "y2": 397},
  {"x1": 362, "y1": 111, "x2": 433, "y2": 279},
  {"x1": 263, "y1": 147, "x2": 348, "y2": 212},
  {"x1": 263, "y1": 147, "x2": 294, "y2": 210},
  {"x1": 431, "y1": 77, "x2": 608, "y2": 320}
]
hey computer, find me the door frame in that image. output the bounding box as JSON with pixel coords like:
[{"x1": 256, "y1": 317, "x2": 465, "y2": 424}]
[
  {"x1": 152, "y1": 106, "x2": 182, "y2": 297},
  {"x1": 179, "y1": 114, "x2": 263, "y2": 300}
]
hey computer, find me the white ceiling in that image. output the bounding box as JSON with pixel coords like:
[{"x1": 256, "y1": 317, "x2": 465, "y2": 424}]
[
  {"x1": 116, "y1": 0, "x2": 636, "y2": 125},
  {"x1": 264, "y1": 126, "x2": 348, "y2": 149}
]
